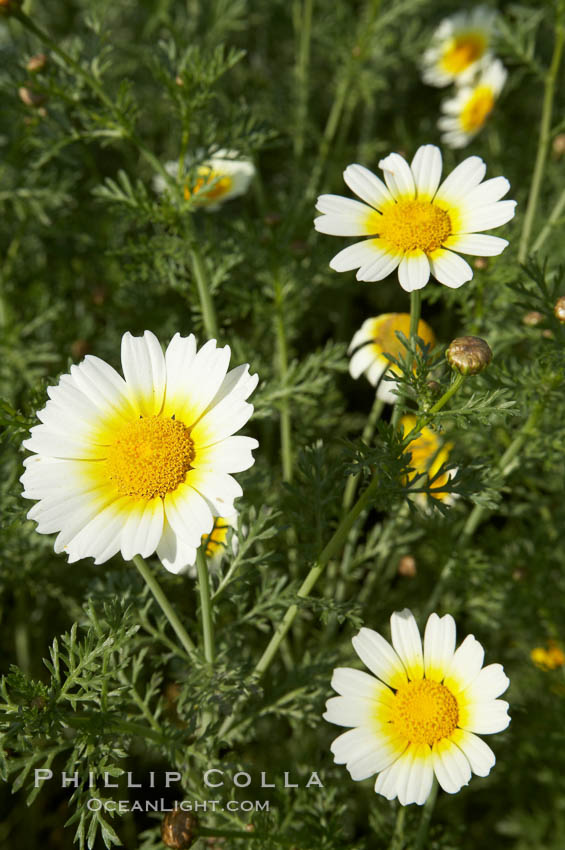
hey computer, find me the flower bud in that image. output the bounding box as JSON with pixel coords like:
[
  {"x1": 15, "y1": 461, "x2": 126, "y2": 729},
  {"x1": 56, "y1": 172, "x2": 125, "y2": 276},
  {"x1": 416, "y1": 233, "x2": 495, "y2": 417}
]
[
  {"x1": 523, "y1": 310, "x2": 544, "y2": 327},
  {"x1": 161, "y1": 810, "x2": 199, "y2": 849},
  {"x1": 446, "y1": 336, "x2": 492, "y2": 376},
  {"x1": 18, "y1": 86, "x2": 47, "y2": 108},
  {"x1": 26, "y1": 54, "x2": 48, "y2": 74},
  {"x1": 397, "y1": 555, "x2": 416, "y2": 578},
  {"x1": 553, "y1": 296, "x2": 565, "y2": 323},
  {"x1": 0, "y1": 0, "x2": 23, "y2": 15},
  {"x1": 553, "y1": 134, "x2": 565, "y2": 158}
]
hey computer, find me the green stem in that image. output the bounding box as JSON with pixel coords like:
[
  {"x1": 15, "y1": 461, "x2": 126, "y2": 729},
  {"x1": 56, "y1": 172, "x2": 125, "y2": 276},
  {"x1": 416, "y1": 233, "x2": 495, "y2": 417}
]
[
  {"x1": 64, "y1": 713, "x2": 167, "y2": 745},
  {"x1": 14, "y1": 11, "x2": 175, "y2": 189},
  {"x1": 196, "y1": 548, "x2": 215, "y2": 665},
  {"x1": 293, "y1": 0, "x2": 314, "y2": 159},
  {"x1": 518, "y1": 9, "x2": 565, "y2": 263},
  {"x1": 413, "y1": 780, "x2": 438, "y2": 850},
  {"x1": 342, "y1": 395, "x2": 386, "y2": 512},
  {"x1": 391, "y1": 289, "x2": 422, "y2": 430},
  {"x1": 531, "y1": 185, "x2": 565, "y2": 253},
  {"x1": 254, "y1": 472, "x2": 382, "y2": 677},
  {"x1": 388, "y1": 804, "x2": 406, "y2": 850},
  {"x1": 190, "y1": 245, "x2": 219, "y2": 339},
  {"x1": 132, "y1": 555, "x2": 197, "y2": 658},
  {"x1": 274, "y1": 276, "x2": 293, "y2": 482}
]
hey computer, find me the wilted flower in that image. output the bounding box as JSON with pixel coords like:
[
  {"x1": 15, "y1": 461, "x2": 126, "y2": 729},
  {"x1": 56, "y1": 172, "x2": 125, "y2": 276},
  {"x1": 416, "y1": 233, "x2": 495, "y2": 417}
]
[
  {"x1": 348, "y1": 313, "x2": 435, "y2": 403},
  {"x1": 422, "y1": 7, "x2": 498, "y2": 88},
  {"x1": 446, "y1": 336, "x2": 492, "y2": 375},
  {"x1": 21, "y1": 331, "x2": 258, "y2": 573},
  {"x1": 314, "y1": 144, "x2": 515, "y2": 292},
  {"x1": 401, "y1": 414, "x2": 454, "y2": 504},
  {"x1": 154, "y1": 150, "x2": 255, "y2": 210},
  {"x1": 0, "y1": 0, "x2": 23, "y2": 16},
  {"x1": 324, "y1": 609, "x2": 510, "y2": 805},
  {"x1": 439, "y1": 59, "x2": 507, "y2": 149},
  {"x1": 161, "y1": 809, "x2": 199, "y2": 849}
]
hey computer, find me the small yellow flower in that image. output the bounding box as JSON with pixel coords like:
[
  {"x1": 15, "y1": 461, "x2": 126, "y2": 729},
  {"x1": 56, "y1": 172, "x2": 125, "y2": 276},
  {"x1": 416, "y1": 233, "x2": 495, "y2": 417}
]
[
  {"x1": 401, "y1": 415, "x2": 454, "y2": 504},
  {"x1": 349, "y1": 314, "x2": 435, "y2": 403},
  {"x1": 531, "y1": 641, "x2": 565, "y2": 671}
]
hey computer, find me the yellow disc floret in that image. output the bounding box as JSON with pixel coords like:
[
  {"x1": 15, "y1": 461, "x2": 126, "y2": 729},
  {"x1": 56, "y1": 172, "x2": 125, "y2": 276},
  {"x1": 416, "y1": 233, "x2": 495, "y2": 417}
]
[
  {"x1": 374, "y1": 201, "x2": 452, "y2": 255},
  {"x1": 184, "y1": 168, "x2": 233, "y2": 203},
  {"x1": 461, "y1": 86, "x2": 495, "y2": 133},
  {"x1": 106, "y1": 416, "x2": 194, "y2": 499},
  {"x1": 391, "y1": 679, "x2": 459, "y2": 745},
  {"x1": 441, "y1": 33, "x2": 487, "y2": 75}
]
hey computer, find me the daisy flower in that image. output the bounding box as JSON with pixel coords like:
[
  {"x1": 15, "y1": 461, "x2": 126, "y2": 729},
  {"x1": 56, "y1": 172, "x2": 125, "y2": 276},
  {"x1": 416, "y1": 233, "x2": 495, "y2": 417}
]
[
  {"x1": 401, "y1": 414, "x2": 453, "y2": 504},
  {"x1": 349, "y1": 314, "x2": 436, "y2": 404},
  {"x1": 324, "y1": 609, "x2": 510, "y2": 805},
  {"x1": 154, "y1": 150, "x2": 255, "y2": 210},
  {"x1": 422, "y1": 7, "x2": 498, "y2": 88},
  {"x1": 439, "y1": 59, "x2": 508, "y2": 149},
  {"x1": 20, "y1": 331, "x2": 258, "y2": 574},
  {"x1": 314, "y1": 144, "x2": 516, "y2": 292}
]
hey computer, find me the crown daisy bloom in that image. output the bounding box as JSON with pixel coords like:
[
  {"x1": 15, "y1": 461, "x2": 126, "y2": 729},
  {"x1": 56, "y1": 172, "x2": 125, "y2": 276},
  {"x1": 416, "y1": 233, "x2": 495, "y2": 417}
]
[
  {"x1": 349, "y1": 314, "x2": 435, "y2": 403},
  {"x1": 324, "y1": 609, "x2": 510, "y2": 806},
  {"x1": 314, "y1": 145, "x2": 516, "y2": 292},
  {"x1": 422, "y1": 7, "x2": 498, "y2": 88},
  {"x1": 154, "y1": 150, "x2": 255, "y2": 210},
  {"x1": 20, "y1": 331, "x2": 258, "y2": 573},
  {"x1": 401, "y1": 414, "x2": 454, "y2": 504},
  {"x1": 439, "y1": 59, "x2": 507, "y2": 149}
]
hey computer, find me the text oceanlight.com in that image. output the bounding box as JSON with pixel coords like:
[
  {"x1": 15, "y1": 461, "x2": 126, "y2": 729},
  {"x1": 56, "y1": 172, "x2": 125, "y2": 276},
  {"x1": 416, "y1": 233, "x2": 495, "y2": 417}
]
[{"x1": 86, "y1": 799, "x2": 270, "y2": 813}]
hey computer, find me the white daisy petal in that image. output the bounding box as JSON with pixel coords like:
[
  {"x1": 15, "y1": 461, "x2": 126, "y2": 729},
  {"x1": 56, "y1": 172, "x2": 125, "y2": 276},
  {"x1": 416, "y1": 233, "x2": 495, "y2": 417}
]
[
  {"x1": 397, "y1": 253, "x2": 430, "y2": 292},
  {"x1": 411, "y1": 145, "x2": 443, "y2": 200},
  {"x1": 330, "y1": 726, "x2": 377, "y2": 764},
  {"x1": 452, "y1": 729, "x2": 496, "y2": 777},
  {"x1": 445, "y1": 233, "x2": 508, "y2": 256},
  {"x1": 443, "y1": 634, "x2": 485, "y2": 694},
  {"x1": 399, "y1": 744, "x2": 434, "y2": 806},
  {"x1": 121, "y1": 330, "x2": 167, "y2": 417},
  {"x1": 120, "y1": 498, "x2": 164, "y2": 561},
  {"x1": 156, "y1": 517, "x2": 197, "y2": 574},
  {"x1": 390, "y1": 609, "x2": 424, "y2": 681},
  {"x1": 464, "y1": 176, "x2": 511, "y2": 208},
  {"x1": 343, "y1": 164, "x2": 393, "y2": 209},
  {"x1": 424, "y1": 613, "x2": 457, "y2": 682},
  {"x1": 459, "y1": 700, "x2": 511, "y2": 735},
  {"x1": 352, "y1": 627, "x2": 408, "y2": 689},
  {"x1": 328, "y1": 240, "x2": 384, "y2": 273},
  {"x1": 459, "y1": 200, "x2": 517, "y2": 233},
  {"x1": 378, "y1": 152, "x2": 416, "y2": 200},
  {"x1": 164, "y1": 482, "x2": 215, "y2": 549},
  {"x1": 435, "y1": 156, "x2": 486, "y2": 204},
  {"x1": 349, "y1": 346, "x2": 381, "y2": 381},
  {"x1": 357, "y1": 249, "x2": 402, "y2": 282},
  {"x1": 323, "y1": 696, "x2": 377, "y2": 727},
  {"x1": 330, "y1": 667, "x2": 392, "y2": 700},
  {"x1": 314, "y1": 195, "x2": 377, "y2": 235},
  {"x1": 192, "y1": 436, "x2": 259, "y2": 473},
  {"x1": 462, "y1": 663, "x2": 509, "y2": 702},
  {"x1": 432, "y1": 737, "x2": 472, "y2": 794},
  {"x1": 429, "y1": 249, "x2": 473, "y2": 288}
]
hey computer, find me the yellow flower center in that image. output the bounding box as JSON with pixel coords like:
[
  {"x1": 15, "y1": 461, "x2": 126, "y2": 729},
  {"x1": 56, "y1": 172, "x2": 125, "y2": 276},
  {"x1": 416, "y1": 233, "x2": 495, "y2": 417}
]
[
  {"x1": 392, "y1": 679, "x2": 459, "y2": 745},
  {"x1": 373, "y1": 201, "x2": 452, "y2": 255},
  {"x1": 461, "y1": 86, "x2": 495, "y2": 133},
  {"x1": 202, "y1": 517, "x2": 230, "y2": 557},
  {"x1": 441, "y1": 32, "x2": 487, "y2": 75},
  {"x1": 105, "y1": 416, "x2": 194, "y2": 499},
  {"x1": 184, "y1": 168, "x2": 233, "y2": 203}
]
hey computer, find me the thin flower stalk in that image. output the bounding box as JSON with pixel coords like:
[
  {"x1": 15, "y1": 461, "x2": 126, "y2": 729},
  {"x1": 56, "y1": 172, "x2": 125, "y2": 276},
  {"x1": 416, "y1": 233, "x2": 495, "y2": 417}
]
[
  {"x1": 196, "y1": 547, "x2": 215, "y2": 665},
  {"x1": 133, "y1": 555, "x2": 197, "y2": 658},
  {"x1": 519, "y1": 8, "x2": 565, "y2": 263}
]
